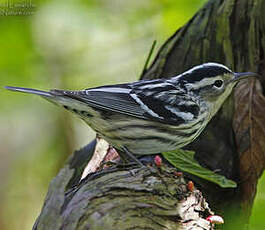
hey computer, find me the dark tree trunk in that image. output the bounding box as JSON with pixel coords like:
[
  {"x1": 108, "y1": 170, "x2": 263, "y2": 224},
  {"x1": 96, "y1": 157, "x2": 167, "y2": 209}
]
[{"x1": 33, "y1": 0, "x2": 265, "y2": 229}]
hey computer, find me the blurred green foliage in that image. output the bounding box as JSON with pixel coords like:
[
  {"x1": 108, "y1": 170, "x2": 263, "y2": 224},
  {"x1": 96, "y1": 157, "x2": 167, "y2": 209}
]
[{"x1": 0, "y1": 0, "x2": 264, "y2": 229}]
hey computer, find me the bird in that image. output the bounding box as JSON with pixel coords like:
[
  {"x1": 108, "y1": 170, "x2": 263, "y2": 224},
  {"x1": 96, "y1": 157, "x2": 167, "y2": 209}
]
[{"x1": 5, "y1": 63, "x2": 257, "y2": 165}]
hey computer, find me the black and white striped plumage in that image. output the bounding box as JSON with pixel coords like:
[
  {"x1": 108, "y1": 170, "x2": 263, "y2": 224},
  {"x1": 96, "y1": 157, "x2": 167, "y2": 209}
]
[{"x1": 5, "y1": 63, "x2": 257, "y2": 156}]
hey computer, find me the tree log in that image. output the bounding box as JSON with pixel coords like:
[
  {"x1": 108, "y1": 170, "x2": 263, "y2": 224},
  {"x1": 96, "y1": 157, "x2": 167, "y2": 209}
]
[
  {"x1": 33, "y1": 0, "x2": 265, "y2": 229},
  {"x1": 33, "y1": 140, "x2": 213, "y2": 230}
]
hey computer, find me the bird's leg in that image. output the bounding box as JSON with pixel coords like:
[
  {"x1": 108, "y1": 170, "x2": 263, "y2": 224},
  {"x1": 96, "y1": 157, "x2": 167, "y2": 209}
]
[{"x1": 118, "y1": 147, "x2": 144, "y2": 167}]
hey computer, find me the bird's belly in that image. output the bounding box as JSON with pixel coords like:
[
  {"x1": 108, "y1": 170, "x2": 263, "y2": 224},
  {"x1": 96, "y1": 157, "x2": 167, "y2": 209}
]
[
  {"x1": 89, "y1": 115, "x2": 207, "y2": 155},
  {"x1": 101, "y1": 132, "x2": 180, "y2": 155}
]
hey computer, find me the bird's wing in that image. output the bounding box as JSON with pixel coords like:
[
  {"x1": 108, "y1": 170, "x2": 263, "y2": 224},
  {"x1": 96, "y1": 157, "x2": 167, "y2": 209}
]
[
  {"x1": 51, "y1": 80, "x2": 199, "y2": 125},
  {"x1": 51, "y1": 83, "x2": 146, "y2": 119},
  {"x1": 130, "y1": 79, "x2": 200, "y2": 125}
]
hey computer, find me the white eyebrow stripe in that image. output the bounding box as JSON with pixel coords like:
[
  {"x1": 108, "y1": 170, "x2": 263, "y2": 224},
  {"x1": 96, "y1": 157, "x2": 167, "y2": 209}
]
[{"x1": 185, "y1": 77, "x2": 219, "y2": 90}]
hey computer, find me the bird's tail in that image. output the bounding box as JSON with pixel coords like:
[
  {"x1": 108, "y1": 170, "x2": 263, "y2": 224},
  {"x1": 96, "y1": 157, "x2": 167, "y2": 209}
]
[
  {"x1": 4, "y1": 86, "x2": 89, "y2": 112},
  {"x1": 5, "y1": 86, "x2": 52, "y2": 97}
]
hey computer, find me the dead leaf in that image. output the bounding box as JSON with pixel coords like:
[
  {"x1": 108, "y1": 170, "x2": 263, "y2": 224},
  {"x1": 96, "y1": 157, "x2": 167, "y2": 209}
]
[
  {"x1": 80, "y1": 138, "x2": 110, "y2": 180},
  {"x1": 233, "y1": 78, "x2": 265, "y2": 209},
  {"x1": 80, "y1": 139, "x2": 120, "y2": 180}
]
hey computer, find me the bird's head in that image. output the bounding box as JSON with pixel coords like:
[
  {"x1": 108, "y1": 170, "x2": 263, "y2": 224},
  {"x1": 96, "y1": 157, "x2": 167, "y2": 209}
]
[{"x1": 174, "y1": 63, "x2": 258, "y2": 116}]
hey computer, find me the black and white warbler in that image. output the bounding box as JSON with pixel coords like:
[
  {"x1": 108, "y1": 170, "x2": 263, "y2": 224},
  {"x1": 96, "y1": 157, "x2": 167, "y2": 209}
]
[{"x1": 5, "y1": 63, "x2": 257, "y2": 163}]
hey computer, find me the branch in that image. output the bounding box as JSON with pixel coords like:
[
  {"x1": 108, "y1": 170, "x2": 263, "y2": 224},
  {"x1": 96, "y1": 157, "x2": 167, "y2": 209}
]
[{"x1": 33, "y1": 140, "x2": 214, "y2": 230}]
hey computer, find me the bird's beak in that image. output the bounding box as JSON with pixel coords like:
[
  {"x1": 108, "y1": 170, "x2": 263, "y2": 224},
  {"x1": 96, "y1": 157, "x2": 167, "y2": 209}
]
[{"x1": 232, "y1": 72, "x2": 259, "y2": 82}]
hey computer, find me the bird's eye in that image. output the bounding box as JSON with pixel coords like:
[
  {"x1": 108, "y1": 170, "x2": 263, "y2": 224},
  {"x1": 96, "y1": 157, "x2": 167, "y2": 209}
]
[{"x1": 213, "y1": 80, "x2": 223, "y2": 88}]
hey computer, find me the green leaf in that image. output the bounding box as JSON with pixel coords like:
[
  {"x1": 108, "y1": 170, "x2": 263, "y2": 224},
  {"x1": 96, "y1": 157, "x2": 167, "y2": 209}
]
[{"x1": 162, "y1": 149, "x2": 237, "y2": 188}]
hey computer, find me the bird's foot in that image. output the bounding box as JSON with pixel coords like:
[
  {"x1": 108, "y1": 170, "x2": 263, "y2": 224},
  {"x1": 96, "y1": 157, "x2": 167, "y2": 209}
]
[{"x1": 118, "y1": 147, "x2": 145, "y2": 168}]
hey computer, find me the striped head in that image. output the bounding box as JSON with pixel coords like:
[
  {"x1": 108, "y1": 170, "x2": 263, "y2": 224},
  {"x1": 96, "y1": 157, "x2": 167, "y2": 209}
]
[{"x1": 172, "y1": 63, "x2": 258, "y2": 118}]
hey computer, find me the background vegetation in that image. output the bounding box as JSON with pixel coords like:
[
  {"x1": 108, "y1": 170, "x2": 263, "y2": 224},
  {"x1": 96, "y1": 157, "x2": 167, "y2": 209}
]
[{"x1": 0, "y1": 0, "x2": 264, "y2": 229}]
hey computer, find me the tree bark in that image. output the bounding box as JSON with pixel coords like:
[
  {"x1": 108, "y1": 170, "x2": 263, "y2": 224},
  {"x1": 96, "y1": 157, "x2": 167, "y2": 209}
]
[
  {"x1": 33, "y1": 140, "x2": 213, "y2": 230},
  {"x1": 33, "y1": 0, "x2": 265, "y2": 229}
]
